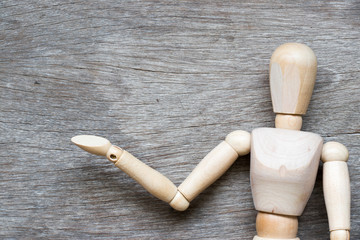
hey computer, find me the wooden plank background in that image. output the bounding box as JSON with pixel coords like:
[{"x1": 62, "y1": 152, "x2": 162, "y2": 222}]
[{"x1": 1, "y1": 1, "x2": 359, "y2": 239}]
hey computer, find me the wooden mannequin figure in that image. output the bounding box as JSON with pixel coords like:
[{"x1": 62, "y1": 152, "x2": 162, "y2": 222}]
[{"x1": 71, "y1": 43, "x2": 350, "y2": 239}]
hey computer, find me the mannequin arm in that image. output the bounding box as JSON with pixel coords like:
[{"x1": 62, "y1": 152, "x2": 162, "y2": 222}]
[
  {"x1": 71, "y1": 135, "x2": 187, "y2": 209},
  {"x1": 71, "y1": 132, "x2": 251, "y2": 212},
  {"x1": 170, "y1": 130, "x2": 251, "y2": 211},
  {"x1": 321, "y1": 142, "x2": 351, "y2": 240}
]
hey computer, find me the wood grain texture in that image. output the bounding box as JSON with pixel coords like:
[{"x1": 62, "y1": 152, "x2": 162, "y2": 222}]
[
  {"x1": 251, "y1": 128, "x2": 323, "y2": 216},
  {"x1": 0, "y1": 1, "x2": 359, "y2": 239},
  {"x1": 270, "y1": 43, "x2": 317, "y2": 115}
]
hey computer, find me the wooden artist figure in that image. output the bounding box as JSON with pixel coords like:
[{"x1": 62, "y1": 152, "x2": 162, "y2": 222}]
[{"x1": 71, "y1": 43, "x2": 351, "y2": 240}]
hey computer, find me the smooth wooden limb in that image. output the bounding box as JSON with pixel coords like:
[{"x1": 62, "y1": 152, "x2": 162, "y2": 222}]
[
  {"x1": 270, "y1": 43, "x2": 317, "y2": 115},
  {"x1": 72, "y1": 135, "x2": 185, "y2": 209},
  {"x1": 330, "y1": 230, "x2": 350, "y2": 240},
  {"x1": 71, "y1": 135, "x2": 112, "y2": 156},
  {"x1": 254, "y1": 212, "x2": 299, "y2": 240},
  {"x1": 107, "y1": 145, "x2": 179, "y2": 204},
  {"x1": 178, "y1": 130, "x2": 251, "y2": 203},
  {"x1": 177, "y1": 141, "x2": 237, "y2": 202},
  {"x1": 169, "y1": 191, "x2": 190, "y2": 211},
  {"x1": 321, "y1": 142, "x2": 350, "y2": 239}
]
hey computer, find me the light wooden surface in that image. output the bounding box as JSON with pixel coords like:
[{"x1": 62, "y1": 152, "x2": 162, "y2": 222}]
[
  {"x1": 270, "y1": 43, "x2": 317, "y2": 115},
  {"x1": 1, "y1": 1, "x2": 359, "y2": 239},
  {"x1": 255, "y1": 212, "x2": 298, "y2": 239},
  {"x1": 71, "y1": 135, "x2": 112, "y2": 156},
  {"x1": 178, "y1": 130, "x2": 250, "y2": 203},
  {"x1": 321, "y1": 142, "x2": 351, "y2": 236},
  {"x1": 251, "y1": 128, "x2": 323, "y2": 216}
]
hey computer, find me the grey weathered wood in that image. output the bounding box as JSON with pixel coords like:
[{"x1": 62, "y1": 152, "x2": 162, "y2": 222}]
[{"x1": 1, "y1": 1, "x2": 359, "y2": 239}]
